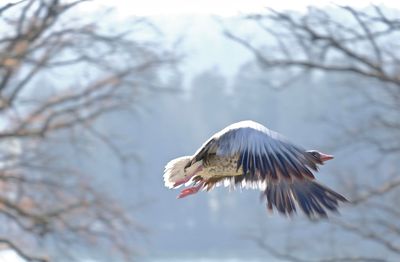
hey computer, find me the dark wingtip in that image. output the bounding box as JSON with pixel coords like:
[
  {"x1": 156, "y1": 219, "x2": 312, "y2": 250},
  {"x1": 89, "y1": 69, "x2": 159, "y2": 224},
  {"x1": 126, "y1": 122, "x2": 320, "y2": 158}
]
[{"x1": 262, "y1": 180, "x2": 347, "y2": 219}]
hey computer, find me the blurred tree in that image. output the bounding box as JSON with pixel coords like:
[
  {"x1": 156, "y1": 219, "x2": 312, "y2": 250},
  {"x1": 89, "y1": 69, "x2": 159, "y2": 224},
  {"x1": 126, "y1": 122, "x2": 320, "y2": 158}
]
[
  {"x1": 227, "y1": 5, "x2": 400, "y2": 262},
  {"x1": 190, "y1": 67, "x2": 232, "y2": 131},
  {"x1": 0, "y1": 0, "x2": 176, "y2": 261}
]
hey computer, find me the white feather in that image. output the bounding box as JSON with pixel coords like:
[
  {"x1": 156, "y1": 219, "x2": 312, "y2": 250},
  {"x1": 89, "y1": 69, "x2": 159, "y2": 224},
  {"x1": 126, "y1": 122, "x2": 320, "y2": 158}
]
[
  {"x1": 163, "y1": 156, "x2": 191, "y2": 188},
  {"x1": 220, "y1": 176, "x2": 267, "y2": 190}
]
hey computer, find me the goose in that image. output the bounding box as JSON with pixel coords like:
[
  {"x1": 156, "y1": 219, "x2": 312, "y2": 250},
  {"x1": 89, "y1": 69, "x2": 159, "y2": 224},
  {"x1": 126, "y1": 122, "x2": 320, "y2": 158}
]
[{"x1": 163, "y1": 120, "x2": 347, "y2": 218}]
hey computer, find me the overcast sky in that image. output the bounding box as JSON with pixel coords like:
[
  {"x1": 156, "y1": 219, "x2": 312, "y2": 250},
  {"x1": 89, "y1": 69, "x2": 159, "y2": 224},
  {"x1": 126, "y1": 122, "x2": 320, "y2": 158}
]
[{"x1": 92, "y1": 0, "x2": 399, "y2": 16}]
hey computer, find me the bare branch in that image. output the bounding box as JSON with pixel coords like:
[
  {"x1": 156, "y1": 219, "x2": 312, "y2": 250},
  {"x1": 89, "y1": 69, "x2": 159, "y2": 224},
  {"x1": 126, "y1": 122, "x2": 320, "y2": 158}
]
[
  {"x1": 351, "y1": 179, "x2": 400, "y2": 205},
  {"x1": 0, "y1": 0, "x2": 177, "y2": 260},
  {"x1": 332, "y1": 220, "x2": 400, "y2": 254},
  {"x1": 0, "y1": 0, "x2": 28, "y2": 15},
  {"x1": 232, "y1": 6, "x2": 400, "y2": 261},
  {"x1": 0, "y1": 238, "x2": 48, "y2": 262}
]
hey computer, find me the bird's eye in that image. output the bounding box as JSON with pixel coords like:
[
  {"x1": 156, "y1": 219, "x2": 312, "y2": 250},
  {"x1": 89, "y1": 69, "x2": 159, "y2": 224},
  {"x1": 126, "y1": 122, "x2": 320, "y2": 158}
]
[{"x1": 311, "y1": 152, "x2": 319, "y2": 158}]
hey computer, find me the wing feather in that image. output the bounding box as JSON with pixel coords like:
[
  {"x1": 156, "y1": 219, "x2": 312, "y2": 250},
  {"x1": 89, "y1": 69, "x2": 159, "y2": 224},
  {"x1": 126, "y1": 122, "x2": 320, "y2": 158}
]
[
  {"x1": 191, "y1": 121, "x2": 318, "y2": 183},
  {"x1": 188, "y1": 121, "x2": 347, "y2": 218}
]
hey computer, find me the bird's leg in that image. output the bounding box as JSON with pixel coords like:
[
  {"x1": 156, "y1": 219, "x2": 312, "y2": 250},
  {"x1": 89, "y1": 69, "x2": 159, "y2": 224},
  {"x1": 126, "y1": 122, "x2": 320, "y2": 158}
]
[
  {"x1": 177, "y1": 180, "x2": 205, "y2": 199},
  {"x1": 173, "y1": 165, "x2": 203, "y2": 187}
]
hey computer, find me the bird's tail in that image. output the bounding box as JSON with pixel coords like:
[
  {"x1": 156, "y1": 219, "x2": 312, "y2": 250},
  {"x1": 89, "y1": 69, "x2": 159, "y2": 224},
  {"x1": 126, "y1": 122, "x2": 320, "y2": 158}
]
[
  {"x1": 262, "y1": 179, "x2": 348, "y2": 218},
  {"x1": 163, "y1": 156, "x2": 191, "y2": 188}
]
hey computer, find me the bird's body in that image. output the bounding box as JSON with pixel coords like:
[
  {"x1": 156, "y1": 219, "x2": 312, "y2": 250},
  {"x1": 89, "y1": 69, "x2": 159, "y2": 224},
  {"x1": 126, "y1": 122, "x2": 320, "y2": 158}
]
[
  {"x1": 164, "y1": 120, "x2": 347, "y2": 218},
  {"x1": 199, "y1": 154, "x2": 242, "y2": 178}
]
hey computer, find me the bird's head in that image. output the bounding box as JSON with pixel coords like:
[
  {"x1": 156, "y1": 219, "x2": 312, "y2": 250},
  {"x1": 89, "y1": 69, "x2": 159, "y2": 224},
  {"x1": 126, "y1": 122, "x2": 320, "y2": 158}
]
[{"x1": 306, "y1": 150, "x2": 334, "y2": 164}]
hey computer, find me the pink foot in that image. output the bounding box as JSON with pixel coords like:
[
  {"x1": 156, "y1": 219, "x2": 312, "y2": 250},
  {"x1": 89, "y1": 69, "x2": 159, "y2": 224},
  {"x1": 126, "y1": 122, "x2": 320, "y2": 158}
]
[
  {"x1": 173, "y1": 178, "x2": 189, "y2": 187},
  {"x1": 177, "y1": 183, "x2": 204, "y2": 199},
  {"x1": 173, "y1": 166, "x2": 203, "y2": 187}
]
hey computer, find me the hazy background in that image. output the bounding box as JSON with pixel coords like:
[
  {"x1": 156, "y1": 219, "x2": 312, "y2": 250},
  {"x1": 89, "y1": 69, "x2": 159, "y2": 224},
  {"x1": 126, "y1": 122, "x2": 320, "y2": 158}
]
[{"x1": 0, "y1": 1, "x2": 399, "y2": 262}]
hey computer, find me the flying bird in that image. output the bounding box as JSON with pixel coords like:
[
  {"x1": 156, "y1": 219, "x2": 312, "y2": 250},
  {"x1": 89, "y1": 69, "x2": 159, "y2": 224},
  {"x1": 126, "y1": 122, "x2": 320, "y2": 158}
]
[{"x1": 163, "y1": 120, "x2": 347, "y2": 218}]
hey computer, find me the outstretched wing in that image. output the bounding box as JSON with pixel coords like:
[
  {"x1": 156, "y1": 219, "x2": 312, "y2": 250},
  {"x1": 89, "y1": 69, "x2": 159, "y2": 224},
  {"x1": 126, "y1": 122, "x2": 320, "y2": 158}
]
[
  {"x1": 191, "y1": 120, "x2": 318, "y2": 181},
  {"x1": 190, "y1": 121, "x2": 347, "y2": 218}
]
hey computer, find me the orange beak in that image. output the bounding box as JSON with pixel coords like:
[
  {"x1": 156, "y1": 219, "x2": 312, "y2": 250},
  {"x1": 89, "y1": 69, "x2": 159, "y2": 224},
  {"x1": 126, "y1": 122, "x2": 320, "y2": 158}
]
[{"x1": 320, "y1": 153, "x2": 334, "y2": 162}]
